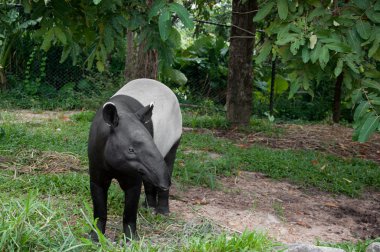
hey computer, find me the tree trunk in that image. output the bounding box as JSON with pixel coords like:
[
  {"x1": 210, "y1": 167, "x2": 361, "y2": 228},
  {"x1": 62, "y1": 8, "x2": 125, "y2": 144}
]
[
  {"x1": 124, "y1": 0, "x2": 158, "y2": 81},
  {"x1": 269, "y1": 57, "x2": 276, "y2": 115},
  {"x1": 332, "y1": 73, "x2": 344, "y2": 123},
  {"x1": 226, "y1": 0, "x2": 257, "y2": 126},
  {"x1": 124, "y1": 31, "x2": 158, "y2": 81},
  {"x1": 0, "y1": 36, "x2": 15, "y2": 90},
  {"x1": 0, "y1": 68, "x2": 7, "y2": 90}
]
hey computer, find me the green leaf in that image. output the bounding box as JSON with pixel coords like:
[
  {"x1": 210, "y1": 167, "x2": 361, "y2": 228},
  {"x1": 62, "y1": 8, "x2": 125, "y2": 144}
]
[
  {"x1": 365, "y1": 9, "x2": 380, "y2": 23},
  {"x1": 167, "y1": 68, "x2": 187, "y2": 85},
  {"x1": 168, "y1": 28, "x2": 182, "y2": 49},
  {"x1": 375, "y1": 1, "x2": 380, "y2": 11},
  {"x1": 369, "y1": 95, "x2": 380, "y2": 105},
  {"x1": 53, "y1": 27, "x2": 67, "y2": 45},
  {"x1": 59, "y1": 46, "x2": 71, "y2": 63},
  {"x1": 355, "y1": 20, "x2": 371, "y2": 40},
  {"x1": 362, "y1": 79, "x2": 380, "y2": 91},
  {"x1": 351, "y1": 88, "x2": 362, "y2": 104},
  {"x1": 310, "y1": 42, "x2": 321, "y2": 63},
  {"x1": 290, "y1": 39, "x2": 302, "y2": 55},
  {"x1": 334, "y1": 58, "x2": 343, "y2": 77},
  {"x1": 354, "y1": 0, "x2": 370, "y2": 9},
  {"x1": 86, "y1": 48, "x2": 96, "y2": 70},
  {"x1": 325, "y1": 42, "x2": 351, "y2": 53},
  {"x1": 319, "y1": 45, "x2": 329, "y2": 69},
  {"x1": 148, "y1": 0, "x2": 165, "y2": 21},
  {"x1": 288, "y1": 81, "x2": 301, "y2": 99},
  {"x1": 96, "y1": 60, "x2": 105, "y2": 72},
  {"x1": 307, "y1": 7, "x2": 326, "y2": 21},
  {"x1": 301, "y1": 47, "x2": 310, "y2": 63},
  {"x1": 169, "y1": 3, "x2": 194, "y2": 29},
  {"x1": 255, "y1": 40, "x2": 272, "y2": 64},
  {"x1": 158, "y1": 9, "x2": 171, "y2": 41},
  {"x1": 266, "y1": 75, "x2": 289, "y2": 95},
  {"x1": 364, "y1": 69, "x2": 380, "y2": 79},
  {"x1": 345, "y1": 57, "x2": 359, "y2": 74},
  {"x1": 354, "y1": 101, "x2": 370, "y2": 121},
  {"x1": 347, "y1": 28, "x2": 362, "y2": 54},
  {"x1": 277, "y1": 0, "x2": 288, "y2": 20},
  {"x1": 358, "y1": 115, "x2": 379, "y2": 142},
  {"x1": 368, "y1": 36, "x2": 380, "y2": 58},
  {"x1": 343, "y1": 71, "x2": 353, "y2": 90},
  {"x1": 104, "y1": 25, "x2": 114, "y2": 53},
  {"x1": 276, "y1": 33, "x2": 298, "y2": 45},
  {"x1": 253, "y1": 2, "x2": 275, "y2": 22},
  {"x1": 93, "y1": 0, "x2": 102, "y2": 5},
  {"x1": 40, "y1": 29, "x2": 54, "y2": 51}
]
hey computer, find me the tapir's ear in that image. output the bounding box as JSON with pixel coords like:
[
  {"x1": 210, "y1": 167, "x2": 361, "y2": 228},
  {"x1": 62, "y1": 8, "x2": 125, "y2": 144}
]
[
  {"x1": 136, "y1": 102, "x2": 154, "y2": 124},
  {"x1": 103, "y1": 102, "x2": 119, "y2": 127}
]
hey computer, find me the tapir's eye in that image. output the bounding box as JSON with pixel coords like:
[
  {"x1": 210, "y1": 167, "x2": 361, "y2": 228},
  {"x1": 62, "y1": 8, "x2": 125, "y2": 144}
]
[{"x1": 128, "y1": 147, "x2": 135, "y2": 153}]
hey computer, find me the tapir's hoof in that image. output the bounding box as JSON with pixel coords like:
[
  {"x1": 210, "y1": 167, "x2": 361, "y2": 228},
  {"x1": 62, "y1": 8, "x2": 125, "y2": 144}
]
[
  {"x1": 89, "y1": 231, "x2": 99, "y2": 242},
  {"x1": 155, "y1": 207, "x2": 170, "y2": 216}
]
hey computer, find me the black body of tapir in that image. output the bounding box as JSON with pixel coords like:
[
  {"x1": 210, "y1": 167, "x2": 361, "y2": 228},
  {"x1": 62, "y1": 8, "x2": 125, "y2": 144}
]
[{"x1": 88, "y1": 78, "x2": 182, "y2": 241}]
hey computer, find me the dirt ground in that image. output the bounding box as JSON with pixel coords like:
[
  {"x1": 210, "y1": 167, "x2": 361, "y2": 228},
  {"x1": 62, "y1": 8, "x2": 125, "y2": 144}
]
[
  {"x1": 1, "y1": 110, "x2": 379, "y2": 244},
  {"x1": 170, "y1": 171, "x2": 380, "y2": 244}
]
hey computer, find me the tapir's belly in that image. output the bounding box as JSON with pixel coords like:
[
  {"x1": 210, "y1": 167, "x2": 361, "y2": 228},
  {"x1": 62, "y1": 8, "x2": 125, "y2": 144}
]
[{"x1": 113, "y1": 79, "x2": 182, "y2": 157}]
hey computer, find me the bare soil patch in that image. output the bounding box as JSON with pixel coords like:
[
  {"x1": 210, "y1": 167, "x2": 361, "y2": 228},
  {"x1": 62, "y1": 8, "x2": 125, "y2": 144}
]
[
  {"x1": 0, "y1": 109, "x2": 80, "y2": 123},
  {"x1": 185, "y1": 123, "x2": 380, "y2": 164},
  {"x1": 170, "y1": 171, "x2": 380, "y2": 244}
]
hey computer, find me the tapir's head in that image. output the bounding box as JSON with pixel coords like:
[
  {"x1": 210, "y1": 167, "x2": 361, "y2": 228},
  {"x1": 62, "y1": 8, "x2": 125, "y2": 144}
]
[{"x1": 102, "y1": 102, "x2": 170, "y2": 190}]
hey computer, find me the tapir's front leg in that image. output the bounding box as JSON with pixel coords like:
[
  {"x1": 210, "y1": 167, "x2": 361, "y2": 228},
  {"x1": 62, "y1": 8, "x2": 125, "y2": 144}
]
[
  {"x1": 89, "y1": 176, "x2": 112, "y2": 241},
  {"x1": 118, "y1": 177, "x2": 142, "y2": 241}
]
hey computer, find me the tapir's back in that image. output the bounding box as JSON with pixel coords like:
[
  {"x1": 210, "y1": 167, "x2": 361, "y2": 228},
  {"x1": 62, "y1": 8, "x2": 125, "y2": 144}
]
[{"x1": 113, "y1": 78, "x2": 182, "y2": 157}]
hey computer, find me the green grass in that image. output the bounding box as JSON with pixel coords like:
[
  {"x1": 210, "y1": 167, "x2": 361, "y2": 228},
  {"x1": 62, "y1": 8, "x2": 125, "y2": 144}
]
[
  {"x1": 1, "y1": 110, "x2": 379, "y2": 196},
  {"x1": 182, "y1": 109, "x2": 283, "y2": 137},
  {"x1": 0, "y1": 191, "x2": 277, "y2": 251},
  {"x1": 0, "y1": 110, "x2": 379, "y2": 250},
  {"x1": 176, "y1": 132, "x2": 380, "y2": 196}
]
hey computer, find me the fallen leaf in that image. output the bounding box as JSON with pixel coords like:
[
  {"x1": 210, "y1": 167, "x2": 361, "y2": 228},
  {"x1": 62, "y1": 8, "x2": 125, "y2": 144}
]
[
  {"x1": 324, "y1": 202, "x2": 339, "y2": 208},
  {"x1": 296, "y1": 221, "x2": 311, "y2": 228}
]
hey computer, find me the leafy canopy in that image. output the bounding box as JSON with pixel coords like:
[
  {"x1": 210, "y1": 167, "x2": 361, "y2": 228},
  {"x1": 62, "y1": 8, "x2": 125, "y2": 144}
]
[
  {"x1": 254, "y1": 0, "x2": 380, "y2": 142},
  {"x1": 17, "y1": 0, "x2": 193, "y2": 74}
]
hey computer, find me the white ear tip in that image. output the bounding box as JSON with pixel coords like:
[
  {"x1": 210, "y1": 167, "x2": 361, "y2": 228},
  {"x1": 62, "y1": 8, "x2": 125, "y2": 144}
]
[
  {"x1": 103, "y1": 102, "x2": 116, "y2": 108},
  {"x1": 150, "y1": 102, "x2": 154, "y2": 107}
]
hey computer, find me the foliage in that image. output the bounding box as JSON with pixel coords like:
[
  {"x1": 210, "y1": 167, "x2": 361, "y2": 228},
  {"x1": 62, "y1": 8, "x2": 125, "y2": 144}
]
[
  {"x1": 18, "y1": 0, "x2": 193, "y2": 75},
  {"x1": 169, "y1": 35, "x2": 229, "y2": 103},
  {"x1": 0, "y1": 2, "x2": 40, "y2": 87},
  {"x1": 254, "y1": 0, "x2": 380, "y2": 141},
  {"x1": 183, "y1": 0, "x2": 232, "y2": 40},
  {"x1": 0, "y1": 71, "x2": 122, "y2": 110}
]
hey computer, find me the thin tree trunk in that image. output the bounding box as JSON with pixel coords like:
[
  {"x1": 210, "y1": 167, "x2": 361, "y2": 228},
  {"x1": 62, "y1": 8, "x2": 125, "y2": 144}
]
[
  {"x1": 124, "y1": 32, "x2": 158, "y2": 81},
  {"x1": 226, "y1": 0, "x2": 257, "y2": 126},
  {"x1": 269, "y1": 57, "x2": 276, "y2": 115},
  {"x1": 124, "y1": 0, "x2": 158, "y2": 81},
  {"x1": 333, "y1": 73, "x2": 344, "y2": 123},
  {"x1": 0, "y1": 36, "x2": 15, "y2": 90}
]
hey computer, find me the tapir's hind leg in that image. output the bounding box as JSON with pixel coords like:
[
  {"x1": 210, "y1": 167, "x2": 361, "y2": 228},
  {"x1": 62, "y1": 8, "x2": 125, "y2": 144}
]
[{"x1": 156, "y1": 139, "x2": 181, "y2": 215}]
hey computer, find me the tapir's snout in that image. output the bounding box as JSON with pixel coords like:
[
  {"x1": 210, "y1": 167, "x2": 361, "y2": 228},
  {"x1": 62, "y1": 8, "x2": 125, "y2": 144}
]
[
  {"x1": 158, "y1": 177, "x2": 171, "y2": 191},
  {"x1": 139, "y1": 159, "x2": 171, "y2": 191}
]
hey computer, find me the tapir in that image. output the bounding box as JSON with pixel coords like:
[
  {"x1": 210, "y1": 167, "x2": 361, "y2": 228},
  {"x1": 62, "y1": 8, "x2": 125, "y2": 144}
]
[{"x1": 88, "y1": 78, "x2": 182, "y2": 241}]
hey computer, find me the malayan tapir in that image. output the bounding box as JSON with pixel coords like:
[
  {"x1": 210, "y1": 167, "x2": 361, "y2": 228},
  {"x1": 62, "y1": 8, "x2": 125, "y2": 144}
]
[{"x1": 88, "y1": 78, "x2": 182, "y2": 241}]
